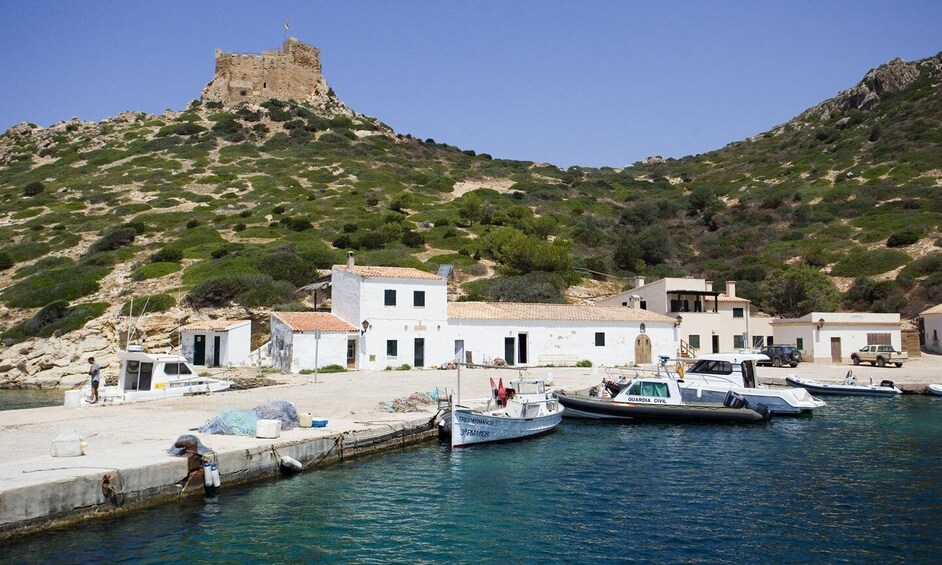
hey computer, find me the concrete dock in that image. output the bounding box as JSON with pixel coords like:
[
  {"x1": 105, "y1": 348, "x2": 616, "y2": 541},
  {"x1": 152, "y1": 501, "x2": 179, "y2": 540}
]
[{"x1": 1, "y1": 357, "x2": 940, "y2": 540}]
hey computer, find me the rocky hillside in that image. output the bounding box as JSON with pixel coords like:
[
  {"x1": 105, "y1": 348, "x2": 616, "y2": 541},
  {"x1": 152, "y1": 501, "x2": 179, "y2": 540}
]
[{"x1": 1, "y1": 51, "x2": 941, "y2": 387}]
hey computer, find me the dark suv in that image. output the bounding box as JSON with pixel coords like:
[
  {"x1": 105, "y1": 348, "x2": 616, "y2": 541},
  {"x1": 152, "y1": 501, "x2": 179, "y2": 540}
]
[{"x1": 757, "y1": 345, "x2": 802, "y2": 368}]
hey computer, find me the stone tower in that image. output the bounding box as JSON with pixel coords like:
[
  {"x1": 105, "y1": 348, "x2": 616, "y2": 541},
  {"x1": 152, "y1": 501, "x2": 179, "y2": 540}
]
[{"x1": 201, "y1": 37, "x2": 338, "y2": 107}]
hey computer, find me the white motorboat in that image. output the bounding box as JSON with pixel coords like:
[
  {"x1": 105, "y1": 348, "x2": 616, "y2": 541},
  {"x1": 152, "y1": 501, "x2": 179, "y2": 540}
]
[
  {"x1": 785, "y1": 371, "x2": 902, "y2": 397},
  {"x1": 674, "y1": 353, "x2": 826, "y2": 415},
  {"x1": 928, "y1": 384, "x2": 942, "y2": 397},
  {"x1": 66, "y1": 345, "x2": 232, "y2": 406},
  {"x1": 447, "y1": 377, "x2": 564, "y2": 448}
]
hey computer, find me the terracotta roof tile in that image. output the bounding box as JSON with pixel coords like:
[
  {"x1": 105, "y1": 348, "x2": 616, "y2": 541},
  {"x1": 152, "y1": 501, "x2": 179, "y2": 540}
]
[
  {"x1": 920, "y1": 303, "x2": 942, "y2": 316},
  {"x1": 180, "y1": 320, "x2": 250, "y2": 331},
  {"x1": 273, "y1": 312, "x2": 358, "y2": 332},
  {"x1": 448, "y1": 302, "x2": 677, "y2": 323},
  {"x1": 334, "y1": 265, "x2": 443, "y2": 280},
  {"x1": 716, "y1": 294, "x2": 750, "y2": 303}
]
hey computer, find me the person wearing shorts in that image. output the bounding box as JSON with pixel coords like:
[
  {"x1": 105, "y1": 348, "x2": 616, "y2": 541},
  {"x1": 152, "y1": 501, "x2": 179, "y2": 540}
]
[{"x1": 88, "y1": 357, "x2": 100, "y2": 403}]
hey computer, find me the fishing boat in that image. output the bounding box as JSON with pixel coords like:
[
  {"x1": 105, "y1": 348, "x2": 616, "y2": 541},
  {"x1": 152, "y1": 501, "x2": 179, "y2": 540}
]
[
  {"x1": 785, "y1": 371, "x2": 902, "y2": 397},
  {"x1": 676, "y1": 353, "x2": 826, "y2": 415},
  {"x1": 446, "y1": 376, "x2": 564, "y2": 448},
  {"x1": 558, "y1": 374, "x2": 770, "y2": 423},
  {"x1": 66, "y1": 345, "x2": 232, "y2": 406},
  {"x1": 928, "y1": 384, "x2": 942, "y2": 396}
]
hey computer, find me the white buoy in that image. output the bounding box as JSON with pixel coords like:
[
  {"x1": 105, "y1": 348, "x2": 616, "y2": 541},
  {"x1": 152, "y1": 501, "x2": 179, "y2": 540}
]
[
  {"x1": 202, "y1": 462, "x2": 214, "y2": 488},
  {"x1": 210, "y1": 462, "x2": 221, "y2": 488},
  {"x1": 279, "y1": 455, "x2": 303, "y2": 473}
]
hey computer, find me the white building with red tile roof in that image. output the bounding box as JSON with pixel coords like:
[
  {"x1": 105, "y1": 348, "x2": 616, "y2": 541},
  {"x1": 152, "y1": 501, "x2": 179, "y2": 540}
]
[
  {"x1": 269, "y1": 312, "x2": 358, "y2": 372},
  {"x1": 179, "y1": 319, "x2": 251, "y2": 367},
  {"x1": 918, "y1": 303, "x2": 942, "y2": 354}
]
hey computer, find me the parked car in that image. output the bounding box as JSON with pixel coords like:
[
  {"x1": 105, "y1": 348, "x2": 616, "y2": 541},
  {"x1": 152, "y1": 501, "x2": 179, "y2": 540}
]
[
  {"x1": 757, "y1": 345, "x2": 802, "y2": 368},
  {"x1": 851, "y1": 345, "x2": 908, "y2": 368}
]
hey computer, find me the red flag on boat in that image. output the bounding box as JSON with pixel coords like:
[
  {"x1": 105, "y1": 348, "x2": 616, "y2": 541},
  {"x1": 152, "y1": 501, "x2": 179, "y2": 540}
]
[{"x1": 498, "y1": 378, "x2": 507, "y2": 407}]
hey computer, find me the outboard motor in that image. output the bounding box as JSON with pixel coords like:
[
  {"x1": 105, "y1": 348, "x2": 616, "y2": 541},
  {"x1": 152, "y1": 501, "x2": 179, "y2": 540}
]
[
  {"x1": 723, "y1": 390, "x2": 746, "y2": 409},
  {"x1": 880, "y1": 380, "x2": 896, "y2": 389},
  {"x1": 754, "y1": 403, "x2": 773, "y2": 421}
]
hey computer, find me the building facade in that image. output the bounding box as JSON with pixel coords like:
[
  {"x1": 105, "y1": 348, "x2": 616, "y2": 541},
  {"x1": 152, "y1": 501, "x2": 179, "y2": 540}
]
[
  {"x1": 771, "y1": 312, "x2": 903, "y2": 363},
  {"x1": 269, "y1": 312, "x2": 357, "y2": 372},
  {"x1": 179, "y1": 320, "x2": 251, "y2": 367},
  {"x1": 919, "y1": 303, "x2": 942, "y2": 354}
]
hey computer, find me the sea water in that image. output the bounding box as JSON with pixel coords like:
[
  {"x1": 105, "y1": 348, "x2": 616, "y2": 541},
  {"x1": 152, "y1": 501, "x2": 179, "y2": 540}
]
[
  {"x1": 0, "y1": 389, "x2": 62, "y2": 411},
  {"x1": 2, "y1": 396, "x2": 940, "y2": 563}
]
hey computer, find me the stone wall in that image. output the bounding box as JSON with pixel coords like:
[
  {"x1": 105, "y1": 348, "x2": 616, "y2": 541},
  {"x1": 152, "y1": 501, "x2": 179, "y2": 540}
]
[{"x1": 201, "y1": 37, "x2": 336, "y2": 108}]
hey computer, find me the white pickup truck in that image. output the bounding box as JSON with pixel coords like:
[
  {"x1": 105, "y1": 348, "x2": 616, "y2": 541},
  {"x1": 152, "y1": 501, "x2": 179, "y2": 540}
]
[{"x1": 851, "y1": 345, "x2": 908, "y2": 368}]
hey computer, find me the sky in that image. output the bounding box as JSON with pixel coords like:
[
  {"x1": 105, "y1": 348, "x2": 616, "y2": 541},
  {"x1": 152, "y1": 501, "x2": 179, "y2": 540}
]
[{"x1": 1, "y1": 1, "x2": 940, "y2": 168}]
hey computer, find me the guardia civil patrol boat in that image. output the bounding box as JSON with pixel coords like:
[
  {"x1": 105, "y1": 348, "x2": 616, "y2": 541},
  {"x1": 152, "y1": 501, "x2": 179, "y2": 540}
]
[{"x1": 557, "y1": 374, "x2": 770, "y2": 424}]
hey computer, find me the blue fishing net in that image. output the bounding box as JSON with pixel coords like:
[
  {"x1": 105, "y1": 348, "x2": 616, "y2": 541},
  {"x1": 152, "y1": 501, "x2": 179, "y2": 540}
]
[{"x1": 198, "y1": 401, "x2": 300, "y2": 436}]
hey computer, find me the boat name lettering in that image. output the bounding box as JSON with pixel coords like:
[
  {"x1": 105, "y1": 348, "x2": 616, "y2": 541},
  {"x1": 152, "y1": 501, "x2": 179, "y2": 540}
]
[
  {"x1": 624, "y1": 396, "x2": 667, "y2": 404},
  {"x1": 459, "y1": 429, "x2": 490, "y2": 437},
  {"x1": 457, "y1": 416, "x2": 494, "y2": 426}
]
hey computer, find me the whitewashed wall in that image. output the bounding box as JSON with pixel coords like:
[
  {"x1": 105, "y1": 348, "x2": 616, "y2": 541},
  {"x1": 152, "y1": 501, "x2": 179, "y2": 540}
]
[
  {"x1": 925, "y1": 314, "x2": 942, "y2": 354},
  {"x1": 331, "y1": 269, "x2": 362, "y2": 327},
  {"x1": 774, "y1": 323, "x2": 902, "y2": 363},
  {"x1": 226, "y1": 324, "x2": 251, "y2": 365},
  {"x1": 291, "y1": 332, "x2": 349, "y2": 371}
]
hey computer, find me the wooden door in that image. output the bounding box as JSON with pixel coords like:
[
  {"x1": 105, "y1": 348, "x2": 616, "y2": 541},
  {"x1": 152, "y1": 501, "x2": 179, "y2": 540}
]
[
  {"x1": 635, "y1": 334, "x2": 652, "y2": 364},
  {"x1": 830, "y1": 337, "x2": 841, "y2": 363},
  {"x1": 212, "y1": 336, "x2": 221, "y2": 367},
  {"x1": 194, "y1": 335, "x2": 206, "y2": 365},
  {"x1": 346, "y1": 339, "x2": 356, "y2": 369}
]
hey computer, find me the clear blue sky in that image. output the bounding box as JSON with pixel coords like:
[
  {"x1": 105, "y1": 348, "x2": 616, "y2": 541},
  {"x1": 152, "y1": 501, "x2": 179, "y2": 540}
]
[{"x1": 1, "y1": 1, "x2": 939, "y2": 167}]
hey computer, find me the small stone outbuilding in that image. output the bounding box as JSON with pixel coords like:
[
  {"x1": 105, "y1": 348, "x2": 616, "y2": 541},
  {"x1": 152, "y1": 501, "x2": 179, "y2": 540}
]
[{"x1": 920, "y1": 303, "x2": 942, "y2": 354}]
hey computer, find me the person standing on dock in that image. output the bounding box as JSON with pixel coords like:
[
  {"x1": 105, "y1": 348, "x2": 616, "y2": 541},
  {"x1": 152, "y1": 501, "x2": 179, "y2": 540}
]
[{"x1": 88, "y1": 357, "x2": 100, "y2": 403}]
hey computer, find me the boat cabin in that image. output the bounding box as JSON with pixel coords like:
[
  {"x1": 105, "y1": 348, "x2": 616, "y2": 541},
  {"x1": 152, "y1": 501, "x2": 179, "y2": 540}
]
[
  {"x1": 612, "y1": 378, "x2": 684, "y2": 405},
  {"x1": 682, "y1": 353, "x2": 766, "y2": 388},
  {"x1": 118, "y1": 349, "x2": 199, "y2": 393}
]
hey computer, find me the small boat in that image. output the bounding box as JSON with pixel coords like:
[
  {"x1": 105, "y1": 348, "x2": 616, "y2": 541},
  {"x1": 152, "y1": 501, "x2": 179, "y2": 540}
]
[
  {"x1": 557, "y1": 375, "x2": 770, "y2": 424},
  {"x1": 66, "y1": 345, "x2": 232, "y2": 406},
  {"x1": 676, "y1": 353, "x2": 826, "y2": 415},
  {"x1": 785, "y1": 371, "x2": 902, "y2": 397},
  {"x1": 927, "y1": 384, "x2": 942, "y2": 396},
  {"x1": 446, "y1": 376, "x2": 564, "y2": 448}
]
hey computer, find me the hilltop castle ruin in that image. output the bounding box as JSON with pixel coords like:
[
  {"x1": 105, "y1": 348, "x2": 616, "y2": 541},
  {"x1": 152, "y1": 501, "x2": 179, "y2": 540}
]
[{"x1": 201, "y1": 37, "x2": 338, "y2": 108}]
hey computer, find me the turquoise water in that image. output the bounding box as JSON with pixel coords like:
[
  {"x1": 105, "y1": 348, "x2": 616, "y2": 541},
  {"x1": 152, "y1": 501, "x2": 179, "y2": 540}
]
[
  {"x1": 0, "y1": 389, "x2": 62, "y2": 411},
  {"x1": 2, "y1": 396, "x2": 941, "y2": 563}
]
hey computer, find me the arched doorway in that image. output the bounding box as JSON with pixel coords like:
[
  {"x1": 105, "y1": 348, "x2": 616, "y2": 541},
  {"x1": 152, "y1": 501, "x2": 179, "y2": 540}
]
[{"x1": 635, "y1": 334, "x2": 652, "y2": 365}]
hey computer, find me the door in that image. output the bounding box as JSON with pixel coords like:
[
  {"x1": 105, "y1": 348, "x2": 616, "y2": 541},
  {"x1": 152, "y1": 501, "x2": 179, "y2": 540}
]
[
  {"x1": 831, "y1": 337, "x2": 841, "y2": 363},
  {"x1": 504, "y1": 337, "x2": 515, "y2": 366},
  {"x1": 414, "y1": 338, "x2": 425, "y2": 368},
  {"x1": 712, "y1": 335, "x2": 720, "y2": 354},
  {"x1": 138, "y1": 362, "x2": 154, "y2": 391},
  {"x1": 634, "y1": 335, "x2": 652, "y2": 364},
  {"x1": 518, "y1": 333, "x2": 528, "y2": 364},
  {"x1": 346, "y1": 339, "x2": 357, "y2": 369},
  {"x1": 194, "y1": 335, "x2": 206, "y2": 365},
  {"x1": 454, "y1": 340, "x2": 464, "y2": 363},
  {"x1": 212, "y1": 336, "x2": 221, "y2": 367}
]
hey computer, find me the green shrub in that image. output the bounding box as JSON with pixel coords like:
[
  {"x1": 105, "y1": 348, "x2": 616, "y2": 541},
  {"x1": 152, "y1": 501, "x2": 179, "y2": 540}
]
[
  {"x1": 319, "y1": 364, "x2": 347, "y2": 373},
  {"x1": 131, "y1": 262, "x2": 182, "y2": 281},
  {"x1": 576, "y1": 360, "x2": 593, "y2": 368},
  {"x1": 186, "y1": 274, "x2": 294, "y2": 308},
  {"x1": 24, "y1": 300, "x2": 69, "y2": 334},
  {"x1": 150, "y1": 248, "x2": 184, "y2": 263},
  {"x1": 1, "y1": 263, "x2": 109, "y2": 308},
  {"x1": 286, "y1": 216, "x2": 313, "y2": 231},
  {"x1": 86, "y1": 227, "x2": 136, "y2": 255},
  {"x1": 156, "y1": 122, "x2": 207, "y2": 137},
  {"x1": 23, "y1": 181, "x2": 45, "y2": 197},
  {"x1": 886, "y1": 229, "x2": 921, "y2": 247},
  {"x1": 0, "y1": 302, "x2": 108, "y2": 344},
  {"x1": 0, "y1": 251, "x2": 12, "y2": 271},
  {"x1": 829, "y1": 249, "x2": 910, "y2": 277},
  {"x1": 396, "y1": 364, "x2": 412, "y2": 371},
  {"x1": 899, "y1": 252, "x2": 942, "y2": 278},
  {"x1": 120, "y1": 294, "x2": 176, "y2": 316}
]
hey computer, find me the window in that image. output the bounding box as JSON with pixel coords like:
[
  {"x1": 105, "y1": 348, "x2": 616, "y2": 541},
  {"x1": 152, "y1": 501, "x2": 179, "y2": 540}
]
[
  {"x1": 796, "y1": 338, "x2": 804, "y2": 350},
  {"x1": 752, "y1": 336, "x2": 764, "y2": 348},
  {"x1": 733, "y1": 335, "x2": 745, "y2": 349},
  {"x1": 621, "y1": 302, "x2": 628, "y2": 306},
  {"x1": 934, "y1": 329, "x2": 939, "y2": 341},
  {"x1": 386, "y1": 340, "x2": 398, "y2": 357},
  {"x1": 767, "y1": 336, "x2": 774, "y2": 346},
  {"x1": 688, "y1": 360, "x2": 733, "y2": 375},
  {"x1": 384, "y1": 289, "x2": 396, "y2": 306},
  {"x1": 413, "y1": 290, "x2": 425, "y2": 307},
  {"x1": 640, "y1": 381, "x2": 670, "y2": 397},
  {"x1": 640, "y1": 300, "x2": 647, "y2": 310},
  {"x1": 595, "y1": 332, "x2": 605, "y2": 346},
  {"x1": 689, "y1": 335, "x2": 701, "y2": 349},
  {"x1": 163, "y1": 363, "x2": 192, "y2": 375},
  {"x1": 733, "y1": 308, "x2": 744, "y2": 318}
]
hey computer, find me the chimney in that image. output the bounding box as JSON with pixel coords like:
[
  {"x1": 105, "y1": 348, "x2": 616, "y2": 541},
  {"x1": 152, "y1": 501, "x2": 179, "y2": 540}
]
[
  {"x1": 726, "y1": 280, "x2": 736, "y2": 298},
  {"x1": 346, "y1": 251, "x2": 355, "y2": 269},
  {"x1": 629, "y1": 295, "x2": 641, "y2": 309},
  {"x1": 632, "y1": 276, "x2": 645, "y2": 289},
  {"x1": 705, "y1": 280, "x2": 713, "y2": 292}
]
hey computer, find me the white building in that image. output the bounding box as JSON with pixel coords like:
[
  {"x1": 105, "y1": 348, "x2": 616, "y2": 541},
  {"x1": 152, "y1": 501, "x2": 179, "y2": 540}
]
[
  {"x1": 270, "y1": 312, "x2": 358, "y2": 372},
  {"x1": 771, "y1": 312, "x2": 903, "y2": 363},
  {"x1": 918, "y1": 303, "x2": 942, "y2": 354},
  {"x1": 272, "y1": 254, "x2": 679, "y2": 372},
  {"x1": 179, "y1": 320, "x2": 251, "y2": 367},
  {"x1": 597, "y1": 277, "x2": 771, "y2": 356}
]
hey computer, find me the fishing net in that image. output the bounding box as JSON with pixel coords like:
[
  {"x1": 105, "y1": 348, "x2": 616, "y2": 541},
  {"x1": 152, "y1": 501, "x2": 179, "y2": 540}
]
[
  {"x1": 167, "y1": 434, "x2": 214, "y2": 456},
  {"x1": 197, "y1": 400, "x2": 300, "y2": 436},
  {"x1": 379, "y1": 392, "x2": 435, "y2": 413}
]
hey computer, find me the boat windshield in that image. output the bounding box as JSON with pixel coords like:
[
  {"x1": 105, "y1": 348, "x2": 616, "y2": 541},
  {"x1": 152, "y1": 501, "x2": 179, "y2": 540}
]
[
  {"x1": 689, "y1": 360, "x2": 733, "y2": 375},
  {"x1": 742, "y1": 361, "x2": 756, "y2": 388},
  {"x1": 625, "y1": 381, "x2": 670, "y2": 398},
  {"x1": 163, "y1": 362, "x2": 192, "y2": 376},
  {"x1": 515, "y1": 381, "x2": 544, "y2": 394}
]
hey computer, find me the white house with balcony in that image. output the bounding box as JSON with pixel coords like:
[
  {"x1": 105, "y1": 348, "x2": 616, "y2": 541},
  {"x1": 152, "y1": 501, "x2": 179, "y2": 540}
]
[
  {"x1": 597, "y1": 277, "x2": 771, "y2": 356},
  {"x1": 771, "y1": 312, "x2": 903, "y2": 363},
  {"x1": 920, "y1": 303, "x2": 942, "y2": 354},
  {"x1": 271, "y1": 253, "x2": 679, "y2": 371}
]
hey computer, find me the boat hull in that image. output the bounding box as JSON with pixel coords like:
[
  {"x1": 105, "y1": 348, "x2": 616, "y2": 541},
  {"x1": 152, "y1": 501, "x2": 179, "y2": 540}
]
[
  {"x1": 451, "y1": 407, "x2": 563, "y2": 448},
  {"x1": 928, "y1": 384, "x2": 942, "y2": 396},
  {"x1": 557, "y1": 392, "x2": 768, "y2": 423},
  {"x1": 785, "y1": 376, "x2": 901, "y2": 396},
  {"x1": 679, "y1": 386, "x2": 824, "y2": 415}
]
